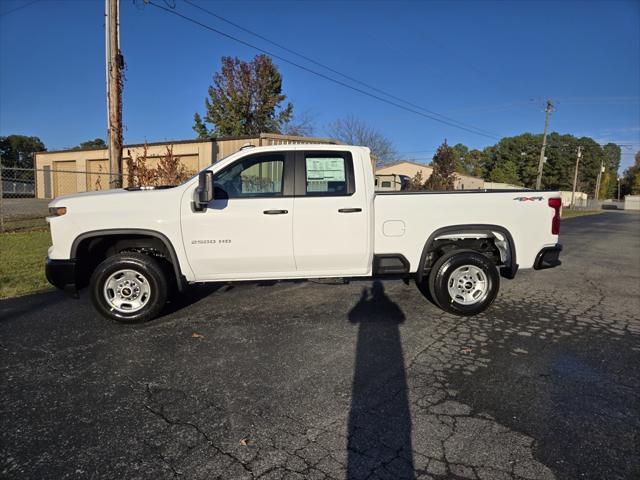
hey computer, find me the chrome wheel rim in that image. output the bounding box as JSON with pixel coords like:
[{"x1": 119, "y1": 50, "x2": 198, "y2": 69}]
[
  {"x1": 103, "y1": 269, "x2": 151, "y2": 313},
  {"x1": 447, "y1": 265, "x2": 489, "y2": 305}
]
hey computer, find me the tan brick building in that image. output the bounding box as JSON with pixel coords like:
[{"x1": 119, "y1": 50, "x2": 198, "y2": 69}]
[
  {"x1": 375, "y1": 160, "x2": 485, "y2": 190},
  {"x1": 34, "y1": 133, "x2": 340, "y2": 199}
]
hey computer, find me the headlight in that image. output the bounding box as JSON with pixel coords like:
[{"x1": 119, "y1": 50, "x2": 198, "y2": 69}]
[{"x1": 48, "y1": 207, "x2": 67, "y2": 216}]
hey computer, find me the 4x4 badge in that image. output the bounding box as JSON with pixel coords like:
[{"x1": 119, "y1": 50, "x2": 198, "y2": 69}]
[{"x1": 513, "y1": 196, "x2": 543, "y2": 202}]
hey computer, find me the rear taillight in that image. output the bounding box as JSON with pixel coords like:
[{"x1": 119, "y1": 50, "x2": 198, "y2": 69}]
[{"x1": 548, "y1": 197, "x2": 561, "y2": 235}]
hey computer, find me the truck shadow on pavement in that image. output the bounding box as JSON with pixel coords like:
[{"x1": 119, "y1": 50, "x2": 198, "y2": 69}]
[
  {"x1": 347, "y1": 280, "x2": 414, "y2": 479},
  {"x1": 0, "y1": 290, "x2": 67, "y2": 322},
  {"x1": 2, "y1": 264, "x2": 638, "y2": 479},
  {"x1": 420, "y1": 287, "x2": 640, "y2": 480},
  {"x1": 339, "y1": 276, "x2": 639, "y2": 480},
  {"x1": 161, "y1": 284, "x2": 222, "y2": 318}
]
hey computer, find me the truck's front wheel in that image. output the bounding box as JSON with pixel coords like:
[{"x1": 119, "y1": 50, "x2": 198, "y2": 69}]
[
  {"x1": 427, "y1": 250, "x2": 499, "y2": 316},
  {"x1": 90, "y1": 253, "x2": 168, "y2": 323}
]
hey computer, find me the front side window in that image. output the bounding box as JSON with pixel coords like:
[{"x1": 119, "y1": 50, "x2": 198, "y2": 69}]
[
  {"x1": 305, "y1": 156, "x2": 348, "y2": 195},
  {"x1": 214, "y1": 155, "x2": 284, "y2": 198}
]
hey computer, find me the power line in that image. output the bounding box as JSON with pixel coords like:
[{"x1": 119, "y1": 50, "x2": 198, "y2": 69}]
[
  {"x1": 0, "y1": 0, "x2": 40, "y2": 17},
  {"x1": 181, "y1": 0, "x2": 501, "y2": 139},
  {"x1": 444, "y1": 100, "x2": 540, "y2": 115},
  {"x1": 147, "y1": 0, "x2": 500, "y2": 140}
]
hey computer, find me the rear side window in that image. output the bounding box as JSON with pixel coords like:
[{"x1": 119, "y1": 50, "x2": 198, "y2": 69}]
[{"x1": 305, "y1": 155, "x2": 353, "y2": 195}]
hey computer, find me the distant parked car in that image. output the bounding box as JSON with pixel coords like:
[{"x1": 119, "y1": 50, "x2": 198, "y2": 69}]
[{"x1": 375, "y1": 173, "x2": 411, "y2": 191}]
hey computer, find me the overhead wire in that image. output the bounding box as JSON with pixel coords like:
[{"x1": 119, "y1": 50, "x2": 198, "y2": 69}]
[
  {"x1": 0, "y1": 0, "x2": 41, "y2": 17},
  {"x1": 180, "y1": 0, "x2": 501, "y2": 139},
  {"x1": 147, "y1": 0, "x2": 501, "y2": 140}
]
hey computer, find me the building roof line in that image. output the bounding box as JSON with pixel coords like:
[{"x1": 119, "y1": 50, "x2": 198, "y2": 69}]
[
  {"x1": 35, "y1": 133, "x2": 341, "y2": 156},
  {"x1": 377, "y1": 160, "x2": 434, "y2": 169},
  {"x1": 376, "y1": 159, "x2": 484, "y2": 181}
]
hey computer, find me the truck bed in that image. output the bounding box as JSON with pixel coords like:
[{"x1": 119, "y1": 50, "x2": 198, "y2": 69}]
[{"x1": 373, "y1": 190, "x2": 560, "y2": 271}]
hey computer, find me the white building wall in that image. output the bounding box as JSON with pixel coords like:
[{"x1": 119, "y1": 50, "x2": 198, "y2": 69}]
[
  {"x1": 560, "y1": 191, "x2": 588, "y2": 207},
  {"x1": 624, "y1": 195, "x2": 640, "y2": 210},
  {"x1": 376, "y1": 161, "x2": 484, "y2": 189},
  {"x1": 483, "y1": 182, "x2": 523, "y2": 190}
]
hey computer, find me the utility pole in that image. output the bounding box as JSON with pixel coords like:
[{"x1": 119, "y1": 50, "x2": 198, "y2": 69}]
[
  {"x1": 106, "y1": 0, "x2": 123, "y2": 187},
  {"x1": 594, "y1": 161, "x2": 604, "y2": 201},
  {"x1": 617, "y1": 177, "x2": 621, "y2": 201},
  {"x1": 535, "y1": 99, "x2": 554, "y2": 190},
  {"x1": 570, "y1": 145, "x2": 582, "y2": 209}
]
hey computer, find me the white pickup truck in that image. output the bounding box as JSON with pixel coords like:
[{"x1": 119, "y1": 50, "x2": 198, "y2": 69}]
[{"x1": 45, "y1": 144, "x2": 563, "y2": 323}]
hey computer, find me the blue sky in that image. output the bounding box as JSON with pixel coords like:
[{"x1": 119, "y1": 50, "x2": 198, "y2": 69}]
[{"x1": 1, "y1": 0, "x2": 639, "y2": 172}]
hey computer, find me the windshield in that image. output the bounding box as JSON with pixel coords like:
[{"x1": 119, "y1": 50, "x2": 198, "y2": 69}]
[{"x1": 186, "y1": 151, "x2": 240, "y2": 184}]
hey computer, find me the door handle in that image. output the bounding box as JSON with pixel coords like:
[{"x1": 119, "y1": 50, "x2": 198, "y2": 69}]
[
  {"x1": 263, "y1": 209, "x2": 288, "y2": 215},
  {"x1": 338, "y1": 208, "x2": 362, "y2": 213}
]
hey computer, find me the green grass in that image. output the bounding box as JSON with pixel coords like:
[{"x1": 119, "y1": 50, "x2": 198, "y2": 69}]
[
  {"x1": 0, "y1": 207, "x2": 606, "y2": 299},
  {"x1": 562, "y1": 209, "x2": 602, "y2": 219},
  {"x1": 2, "y1": 216, "x2": 48, "y2": 232},
  {"x1": 0, "y1": 229, "x2": 52, "y2": 298}
]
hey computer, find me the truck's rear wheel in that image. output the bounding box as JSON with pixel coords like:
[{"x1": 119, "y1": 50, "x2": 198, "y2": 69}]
[
  {"x1": 427, "y1": 250, "x2": 499, "y2": 316},
  {"x1": 90, "y1": 253, "x2": 167, "y2": 323}
]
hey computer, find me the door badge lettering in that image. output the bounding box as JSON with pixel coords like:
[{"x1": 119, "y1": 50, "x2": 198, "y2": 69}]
[{"x1": 192, "y1": 239, "x2": 231, "y2": 245}]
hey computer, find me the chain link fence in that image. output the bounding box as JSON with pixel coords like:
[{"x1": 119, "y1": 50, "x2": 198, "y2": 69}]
[
  {"x1": 586, "y1": 199, "x2": 625, "y2": 210},
  {"x1": 0, "y1": 165, "x2": 123, "y2": 233},
  {"x1": 1, "y1": 166, "x2": 45, "y2": 233},
  {"x1": 0, "y1": 163, "x2": 198, "y2": 233},
  {"x1": 0, "y1": 164, "x2": 127, "y2": 297}
]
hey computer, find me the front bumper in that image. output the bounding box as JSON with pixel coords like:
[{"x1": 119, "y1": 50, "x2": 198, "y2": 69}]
[
  {"x1": 45, "y1": 257, "x2": 77, "y2": 293},
  {"x1": 534, "y1": 244, "x2": 563, "y2": 270}
]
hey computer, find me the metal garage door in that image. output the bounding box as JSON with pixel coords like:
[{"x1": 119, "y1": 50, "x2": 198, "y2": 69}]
[
  {"x1": 86, "y1": 159, "x2": 110, "y2": 191},
  {"x1": 53, "y1": 161, "x2": 77, "y2": 197}
]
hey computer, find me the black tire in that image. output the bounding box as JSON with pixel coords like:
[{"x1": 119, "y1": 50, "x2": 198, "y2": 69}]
[
  {"x1": 90, "y1": 253, "x2": 168, "y2": 323},
  {"x1": 415, "y1": 276, "x2": 436, "y2": 305},
  {"x1": 427, "y1": 250, "x2": 499, "y2": 316}
]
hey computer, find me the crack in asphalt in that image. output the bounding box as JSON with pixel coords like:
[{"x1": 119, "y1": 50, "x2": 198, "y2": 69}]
[
  {"x1": 1, "y1": 213, "x2": 639, "y2": 479},
  {"x1": 141, "y1": 384, "x2": 256, "y2": 479}
]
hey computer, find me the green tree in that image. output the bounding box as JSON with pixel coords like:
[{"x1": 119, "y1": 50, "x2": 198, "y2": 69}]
[
  {"x1": 193, "y1": 55, "x2": 293, "y2": 137},
  {"x1": 489, "y1": 160, "x2": 521, "y2": 185},
  {"x1": 570, "y1": 137, "x2": 607, "y2": 195},
  {"x1": 479, "y1": 132, "x2": 608, "y2": 193},
  {"x1": 407, "y1": 170, "x2": 427, "y2": 191},
  {"x1": 603, "y1": 143, "x2": 621, "y2": 171},
  {"x1": 540, "y1": 133, "x2": 578, "y2": 190},
  {"x1": 74, "y1": 138, "x2": 107, "y2": 150},
  {"x1": 480, "y1": 133, "x2": 536, "y2": 187},
  {"x1": 620, "y1": 151, "x2": 640, "y2": 196},
  {"x1": 479, "y1": 145, "x2": 498, "y2": 178},
  {"x1": 448, "y1": 143, "x2": 486, "y2": 177},
  {"x1": 425, "y1": 140, "x2": 456, "y2": 190},
  {"x1": 601, "y1": 143, "x2": 621, "y2": 198},
  {"x1": 0, "y1": 134, "x2": 46, "y2": 168},
  {"x1": 599, "y1": 171, "x2": 615, "y2": 199},
  {"x1": 461, "y1": 149, "x2": 484, "y2": 177},
  {"x1": 451, "y1": 143, "x2": 469, "y2": 173}
]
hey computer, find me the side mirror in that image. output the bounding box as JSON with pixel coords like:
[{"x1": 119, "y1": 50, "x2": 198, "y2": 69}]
[{"x1": 195, "y1": 170, "x2": 213, "y2": 211}]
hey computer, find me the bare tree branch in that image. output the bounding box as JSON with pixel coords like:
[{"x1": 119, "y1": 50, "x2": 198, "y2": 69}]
[
  {"x1": 326, "y1": 115, "x2": 396, "y2": 165},
  {"x1": 282, "y1": 110, "x2": 316, "y2": 137}
]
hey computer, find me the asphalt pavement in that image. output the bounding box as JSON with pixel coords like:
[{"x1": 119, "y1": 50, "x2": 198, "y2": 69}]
[{"x1": 1, "y1": 211, "x2": 639, "y2": 480}]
